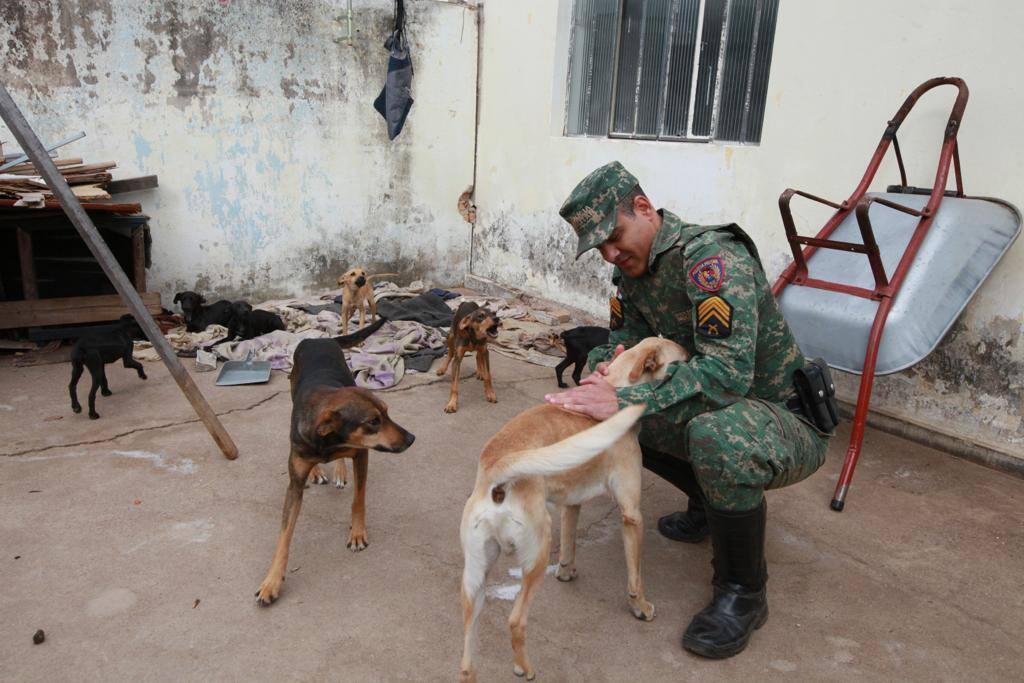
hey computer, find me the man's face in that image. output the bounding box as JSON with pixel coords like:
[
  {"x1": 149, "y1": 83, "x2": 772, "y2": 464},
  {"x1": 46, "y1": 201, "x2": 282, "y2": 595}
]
[{"x1": 596, "y1": 195, "x2": 659, "y2": 277}]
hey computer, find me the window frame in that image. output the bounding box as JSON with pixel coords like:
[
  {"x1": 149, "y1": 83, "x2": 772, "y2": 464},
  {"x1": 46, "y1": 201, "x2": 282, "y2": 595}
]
[{"x1": 565, "y1": 0, "x2": 776, "y2": 144}]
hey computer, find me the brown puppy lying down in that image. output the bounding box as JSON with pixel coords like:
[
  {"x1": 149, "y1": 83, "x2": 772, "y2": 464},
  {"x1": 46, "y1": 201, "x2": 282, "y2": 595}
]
[
  {"x1": 457, "y1": 337, "x2": 690, "y2": 682},
  {"x1": 337, "y1": 267, "x2": 398, "y2": 335},
  {"x1": 255, "y1": 331, "x2": 415, "y2": 607},
  {"x1": 436, "y1": 301, "x2": 501, "y2": 414}
]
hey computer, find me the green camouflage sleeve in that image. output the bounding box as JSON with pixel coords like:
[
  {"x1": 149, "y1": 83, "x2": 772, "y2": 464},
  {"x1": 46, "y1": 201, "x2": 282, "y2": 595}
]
[
  {"x1": 615, "y1": 234, "x2": 758, "y2": 421},
  {"x1": 587, "y1": 282, "x2": 655, "y2": 371}
]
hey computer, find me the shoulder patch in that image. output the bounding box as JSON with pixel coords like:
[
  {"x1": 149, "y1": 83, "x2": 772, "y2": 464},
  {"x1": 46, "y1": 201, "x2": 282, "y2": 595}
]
[
  {"x1": 695, "y1": 295, "x2": 733, "y2": 339},
  {"x1": 609, "y1": 290, "x2": 624, "y2": 330},
  {"x1": 689, "y1": 256, "x2": 726, "y2": 293}
]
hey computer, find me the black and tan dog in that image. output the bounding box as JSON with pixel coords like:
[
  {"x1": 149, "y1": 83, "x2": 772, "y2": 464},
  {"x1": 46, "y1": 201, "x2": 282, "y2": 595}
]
[
  {"x1": 255, "y1": 323, "x2": 414, "y2": 606},
  {"x1": 337, "y1": 267, "x2": 399, "y2": 335},
  {"x1": 436, "y1": 301, "x2": 501, "y2": 414}
]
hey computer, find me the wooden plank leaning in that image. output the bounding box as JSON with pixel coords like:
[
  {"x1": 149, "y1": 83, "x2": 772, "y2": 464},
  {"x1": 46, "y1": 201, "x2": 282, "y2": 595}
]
[{"x1": 0, "y1": 84, "x2": 239, "y2": 460}]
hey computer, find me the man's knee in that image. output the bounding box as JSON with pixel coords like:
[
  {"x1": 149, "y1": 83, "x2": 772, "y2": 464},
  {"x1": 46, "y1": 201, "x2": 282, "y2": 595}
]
[
  {"x1": 686, "y1": 410, "x2": 743, "y2": 474},
  {"x1": 685, "y1": 407, "x2": 762, "y2": 504}
]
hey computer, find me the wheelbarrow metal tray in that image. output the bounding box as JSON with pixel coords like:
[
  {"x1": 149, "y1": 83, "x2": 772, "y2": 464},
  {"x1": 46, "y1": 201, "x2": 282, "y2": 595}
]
[{"x1": 778, "y1": 192, "x2": 1021, "y2": 375}]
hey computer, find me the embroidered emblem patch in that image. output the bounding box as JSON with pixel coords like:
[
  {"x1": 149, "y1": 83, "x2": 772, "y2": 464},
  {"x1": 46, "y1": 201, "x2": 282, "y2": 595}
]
[
  {"x1": 689, "y1": 256, "x2": 726, "y2": 293},
  {"x1": 696, "y1": 296, "x2": 733, "y2": 339},
  {"x1": 609, "y1": 291, "x2": 624, "y2": 330}
]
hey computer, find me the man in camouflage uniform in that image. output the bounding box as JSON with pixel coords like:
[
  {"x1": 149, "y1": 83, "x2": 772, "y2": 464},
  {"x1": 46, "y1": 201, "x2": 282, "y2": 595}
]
[{"x1": 546, "y1": 161, "x2": 831, "y2": 659}]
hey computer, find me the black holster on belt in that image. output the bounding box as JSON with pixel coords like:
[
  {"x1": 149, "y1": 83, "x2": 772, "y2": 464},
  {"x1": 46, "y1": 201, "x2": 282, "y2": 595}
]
[{"x1": 792, "y1": 358, "x2": 840, "y2": 434}]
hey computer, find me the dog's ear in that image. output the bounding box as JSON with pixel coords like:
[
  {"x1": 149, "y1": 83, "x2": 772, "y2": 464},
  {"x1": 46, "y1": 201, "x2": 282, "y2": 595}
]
[
  {"x1": 314, "y1": 409, "x2": 346, "y2": 440},
  {"x1": 173, "y1": 292, "x2": 182, "y2": 303},
  {"x1": 627, "y1": 348, "x2": 662, "y2": 383},
  {"x1": 458, "y1": 316, "x2": 474, "y2": 332},
  {"x1": 199, "y1": 294, "x2": 207, "y2": 304}
]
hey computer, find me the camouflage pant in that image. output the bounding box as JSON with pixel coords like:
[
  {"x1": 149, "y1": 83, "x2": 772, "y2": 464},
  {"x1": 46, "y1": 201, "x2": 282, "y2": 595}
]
[{"x1": 641, "y1": 398, "x2": 830, "y2": 512}]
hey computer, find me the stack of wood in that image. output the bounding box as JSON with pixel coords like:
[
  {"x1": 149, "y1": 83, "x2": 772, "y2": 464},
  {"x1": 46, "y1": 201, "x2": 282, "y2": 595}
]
[{"x1": 0, "y1": 156, "x2": 116, "y2": 205}]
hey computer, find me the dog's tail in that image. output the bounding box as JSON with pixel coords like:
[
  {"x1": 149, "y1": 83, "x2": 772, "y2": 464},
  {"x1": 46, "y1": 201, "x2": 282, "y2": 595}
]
[
  {"x1": 332, "y1": 316, "x2": 387, "y2": 349},
  {"x1": 489, "y1": 404, "x2": 645, "y2": 486},
  {"x1": 367, "y1": 272, "x2": 400, "y2": 282}
]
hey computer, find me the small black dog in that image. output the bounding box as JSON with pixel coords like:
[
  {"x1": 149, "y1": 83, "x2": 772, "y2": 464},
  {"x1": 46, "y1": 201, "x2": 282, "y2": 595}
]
[
  {"x1": 555, "y1": 326, "x2": 610, "y2": 388},
  {"x1": 173, "y1": 291, "x2": 234, "y2": 332},
  {"x1": 69, "y1": 315, "x2": 148, "y2": 420},
  {"x1": 236, "y1": 308, "x2": 286, "y2": 340},
  {"x1": 209, "y1": 303, "x2": 286, "y2": 346}
]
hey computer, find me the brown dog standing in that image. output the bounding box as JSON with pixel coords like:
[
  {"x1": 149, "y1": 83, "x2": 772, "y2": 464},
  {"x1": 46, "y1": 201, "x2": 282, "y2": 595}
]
[
  {"x1": 255, "y1": 335, "x2": 415, "y2": 606},
  {"x1": 337, "y1": 268, "x2": 398, "y2": 335},
  {"x1": 436, "y1": 301, "x2": 501, "y2": 413}
]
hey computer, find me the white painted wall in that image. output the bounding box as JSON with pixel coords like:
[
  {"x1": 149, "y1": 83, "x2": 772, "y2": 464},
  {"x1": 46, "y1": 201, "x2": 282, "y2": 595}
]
[
  {"x1": 2, "y1": 0, "x2": 478, "y2": 299},
  {"x1": 472, "y1": 0, "x2": 1024, "y2": 456}
]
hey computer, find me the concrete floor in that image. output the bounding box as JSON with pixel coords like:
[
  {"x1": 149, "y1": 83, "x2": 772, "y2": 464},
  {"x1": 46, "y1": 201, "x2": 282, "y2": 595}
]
[{"x1": 1, "y1": 351, "x2": 1022, "y2": 682}]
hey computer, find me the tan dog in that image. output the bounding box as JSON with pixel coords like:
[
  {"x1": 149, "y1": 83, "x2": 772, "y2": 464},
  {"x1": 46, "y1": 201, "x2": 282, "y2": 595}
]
[
  {"x1": 436, "y1": 301, "x2": 501, "y2": 413},
  {"x1": 337, "y1": 268, "x2": 399, "y2": 335},
  {"x1": 457, "y1": 337, "x2": 690, "y2": 682}
]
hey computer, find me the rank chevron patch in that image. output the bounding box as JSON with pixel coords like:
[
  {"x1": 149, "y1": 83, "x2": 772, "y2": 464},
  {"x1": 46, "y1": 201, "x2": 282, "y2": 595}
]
[{"x1": 696, "y1": 296, "x2": 733, "y2": 339}]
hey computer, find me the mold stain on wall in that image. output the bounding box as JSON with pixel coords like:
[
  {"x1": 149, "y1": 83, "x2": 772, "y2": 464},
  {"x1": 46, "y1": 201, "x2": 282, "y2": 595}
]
[{"x1": 1, "y1": 0, "x2": 477, "y2": 303}]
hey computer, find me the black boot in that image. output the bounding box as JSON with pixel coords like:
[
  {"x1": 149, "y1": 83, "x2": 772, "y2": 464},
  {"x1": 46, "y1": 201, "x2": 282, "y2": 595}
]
[
  {"x1": 641, "y1": 448, "x2": 711, "y2": 543},
  {"x1": 682, "y1": 499, "x2": 768, "y2": 659},
  {"x1": 657, "y1": 496, "x2": 709, "y2": 543}
]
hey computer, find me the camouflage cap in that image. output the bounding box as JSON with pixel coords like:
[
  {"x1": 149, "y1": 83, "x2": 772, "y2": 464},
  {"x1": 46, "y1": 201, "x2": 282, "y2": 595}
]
[{"x1": 559, "y1": 161, "x2": 639, "y2": 258}]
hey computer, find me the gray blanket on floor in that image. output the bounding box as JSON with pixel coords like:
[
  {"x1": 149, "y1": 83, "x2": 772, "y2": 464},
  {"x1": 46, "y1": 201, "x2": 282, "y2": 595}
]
[{"x1": 293, "y1": 292, "x2": 455, "y2": 328}]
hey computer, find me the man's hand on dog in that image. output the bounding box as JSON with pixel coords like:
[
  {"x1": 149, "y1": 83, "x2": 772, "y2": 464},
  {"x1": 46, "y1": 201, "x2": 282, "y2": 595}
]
[{"x1": 545, "y1": 344, "x2": 624, "y2": 420}]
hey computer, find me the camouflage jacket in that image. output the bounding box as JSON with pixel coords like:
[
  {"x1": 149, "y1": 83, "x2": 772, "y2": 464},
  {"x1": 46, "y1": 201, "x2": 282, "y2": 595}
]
[{"x1": 587, "y1": 210, "x2": 807, "y2": 454}]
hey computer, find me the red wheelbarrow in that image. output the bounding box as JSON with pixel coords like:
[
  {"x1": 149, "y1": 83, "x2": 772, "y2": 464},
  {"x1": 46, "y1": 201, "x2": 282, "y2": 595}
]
[{"x1": 772, "y1": 77, "x2": 1021, "y2": 511}]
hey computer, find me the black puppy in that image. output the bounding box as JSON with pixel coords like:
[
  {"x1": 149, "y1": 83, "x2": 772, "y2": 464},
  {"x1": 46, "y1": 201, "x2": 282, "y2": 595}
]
[
  {"x1": 555, "y1": 325, "x2": 610, "y2": 388},
  {"x1": 207, "y1": 301, "x2": 252, "y2": 346},
  {"x1": 237, "y1": 308, "x2": 286, "y2": 339},
  {"x1": 69, "y1": 315, "x2": 148, "y2": 420},
  {"x1": 209, "y1": 303, "x2": 286, "y2": 347},
  {"x1": 173, "y1": 291, "x2": 234, "y2": 332}
]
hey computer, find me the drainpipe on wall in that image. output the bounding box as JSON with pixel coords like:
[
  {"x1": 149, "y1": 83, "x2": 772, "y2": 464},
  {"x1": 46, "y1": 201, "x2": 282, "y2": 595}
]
[
  {"x1": 469, "y1": 2, "x2": 483, "y2": 276},
  {"x1": 437, "y1": 0, "x2": 482, "y2": 277}
]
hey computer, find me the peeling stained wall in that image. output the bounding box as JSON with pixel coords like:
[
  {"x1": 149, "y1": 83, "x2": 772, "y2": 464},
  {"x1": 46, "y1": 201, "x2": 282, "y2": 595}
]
[
  {"x1": 472, "y1": 0, "x2": 1024, "y2": 457},
  {"x1": 1, "y1": 0, "x2": 478, "y2": 300}
]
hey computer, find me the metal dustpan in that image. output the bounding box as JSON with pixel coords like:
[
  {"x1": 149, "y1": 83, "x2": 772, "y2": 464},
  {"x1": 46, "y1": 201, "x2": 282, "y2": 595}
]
[{"x1": 215, "y1": 352, "x2": 272, "y2": 386}]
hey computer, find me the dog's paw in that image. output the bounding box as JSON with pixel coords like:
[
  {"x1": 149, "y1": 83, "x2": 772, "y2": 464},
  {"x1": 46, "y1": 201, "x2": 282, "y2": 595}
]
[
  {"x1": 255, "y1": 577, "x2": 283, "y2": 606},
  {"x1": 444, "y1": 401, "x2": 458, "y2": 414},
  {"x1": 435, "y1": 367, "x2": 446, "y2": 376},
  {"x1": 71, "y1": 404, "x2": 81, "y2": 414},
  {"x1": 308, "y1": 465, "x2": 329, "y2": 486},
  {"x1": 101, "y1": 388, "x2": 112, "y2": 396},
  {"x1": 139, "y1": 372, "x2": 148, "y2": 380},
  {"x1": 485, "y1": 392, "x2": 498, "y2": 404},
  {"x1": 334, "y1": 476, "x2": 348, "y2": 490},
  {"x1": 513, "y1": 664, "x2": 536, "y2": 680},
  {"x1": 475, "y1": 373, "x2": 484, "y2": 381},
  {"x1": 629, "y1": 596, "x2": 655, "y2": 622},
  {"x1": 346, "y1": 527, "x2": 369, "y2": 551},
  {"x1": 89, "y1": 412, "x2": 100, "y2": 420},
  {"x1": 555, "y1": 565, "x2": 577, "y2": 582},
  {"x1": 557, "y1": 382, "x2": 568, "y2": 389}
]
